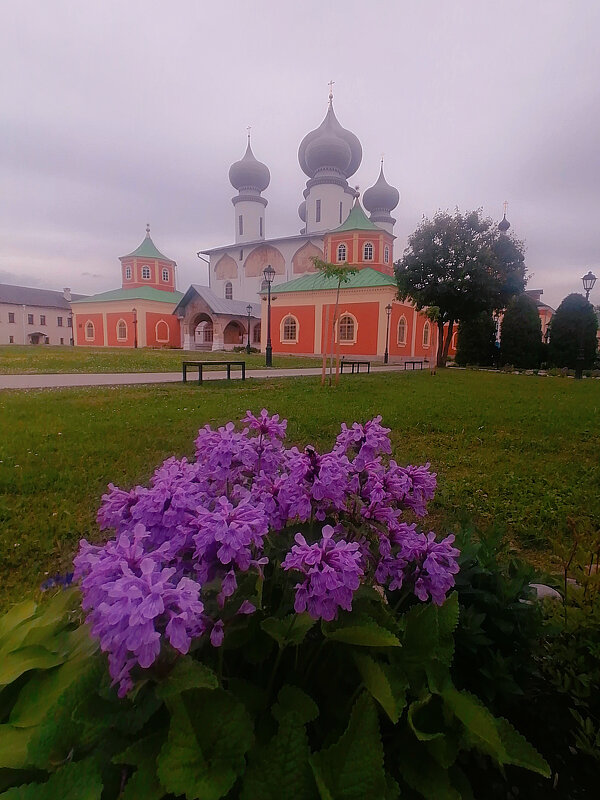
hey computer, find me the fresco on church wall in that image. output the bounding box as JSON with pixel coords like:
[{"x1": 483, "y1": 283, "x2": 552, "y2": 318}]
[
  {"x1": 214, "y1": 254, "x2": 238, "y2": 280},
  {"x1": 244, "y1": 245, "x2": 285, "y2": 277},
  {"x1": 292, "y1": 242, "x2": 323, "y2": 274}
]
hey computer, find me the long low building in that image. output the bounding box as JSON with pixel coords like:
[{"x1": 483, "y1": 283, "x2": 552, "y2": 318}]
[{"x1": 0, "y1": 284, "x2": 86, "y2": 345}]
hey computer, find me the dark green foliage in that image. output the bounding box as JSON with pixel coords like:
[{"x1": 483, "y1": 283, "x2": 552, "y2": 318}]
[
  {"x1": 500, "y1": 293, "x2": 542, "y2": 369},
  {"x1": 548, "y1": 293, "x2": 598, "y2": 369},
  {"x1": 396, "y1": 209, "x2": 526, "y2": 365},
  {"x1": 455, "y1": 311, "x2": 498, "y2": 366}
]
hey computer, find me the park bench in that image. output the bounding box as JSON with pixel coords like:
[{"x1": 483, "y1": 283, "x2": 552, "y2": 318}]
[
  {"x1": 182, "y1": 360, "x2": 246, "y2": 384},
  {"x1": 403, "y1": 360, "x2": 427, "y2": 370},
  {"x1": 340, "y1": 359, "x2": 371, "y2": 374}
]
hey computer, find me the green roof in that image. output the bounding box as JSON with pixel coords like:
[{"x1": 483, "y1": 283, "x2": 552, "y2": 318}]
[
  {"x1": 120, "y1": 233, "x2": 174, "y2": 262},
  {"x1": 333, "y1": 200, "x2": 381, "y2": 232},
  {"x1": 262, "y1": 267, "x2": 396, "y2": 294},
  {"x1": 71, "y1": 287, "x2": 183, "y2": 304}
]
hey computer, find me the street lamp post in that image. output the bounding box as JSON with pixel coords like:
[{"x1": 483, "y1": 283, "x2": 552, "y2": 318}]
[
  {"x1": 132, "y1": 308, "x2": 138, "y2": 349},
  {"x1": 384, "y1": 304, "x2": 392, "y2": 365},
  {"x1": 263, "y1": 264, "x2": 275, "y2": 367},
  {"x1": 575, "y1": 271, "x2": 596, "y2": 380},
  {"x1": 246, "y1": 304, "x2": 253, "y2": 354}
]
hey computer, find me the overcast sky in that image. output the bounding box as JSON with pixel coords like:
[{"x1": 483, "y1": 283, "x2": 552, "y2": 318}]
[{"x1": 2, "y1": 0, "x2": 599, "y2": 309}]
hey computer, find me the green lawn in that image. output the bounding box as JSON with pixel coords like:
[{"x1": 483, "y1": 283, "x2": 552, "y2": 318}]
[
  {"x1": 1, "y1": 370, "x2": 598, "y2": 607},
  {"x1": 0, "y1": 345, "x2": 326, "y2": 374}
]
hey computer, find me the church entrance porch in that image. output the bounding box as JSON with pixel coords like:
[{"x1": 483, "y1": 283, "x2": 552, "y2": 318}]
[
  {"x1": 28, "y1": 332, "x2": 48, "y2": 345},
  {"x1": 223, "y1": 321, "x2": 245, "y2": 348}
]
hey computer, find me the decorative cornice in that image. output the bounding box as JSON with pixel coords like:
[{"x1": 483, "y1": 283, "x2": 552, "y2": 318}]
[{"x1": 231, "y1": 194, "x2": 268, "y2": 207}]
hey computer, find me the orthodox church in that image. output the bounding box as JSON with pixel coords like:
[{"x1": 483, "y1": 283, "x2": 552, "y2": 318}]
[{"x1": 176, "y1": 88, "x2": 447, "y2": 360}]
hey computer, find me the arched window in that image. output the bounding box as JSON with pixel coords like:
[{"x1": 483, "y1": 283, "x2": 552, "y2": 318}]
[
  {"x1": 85, "y1": 321, "x2": 95, "y2": 341},
  {"x1": 282, "y1": 315, "x2": 298, "y2": 342},
  {"x1": 451, "y1": 331, "x2": 458, "y2": 350},
  {"x1": 337, "y1": 243, "x2": 347, "y2": 263},
  {"x1": 196, "y1": 321, "x2": 213, "y2": 343},
  {"x1": 161, "y1": 268, "x2": 169, "y2": 282},
  {"x1": 397, "y1": 316, "x2": 407, "y2": 345},
  {"x1": 363, "y1": 242, "x2": 374, "y2": 261},
  {"x1": 141, "y1": 265, "x2": 151, "y2": 279},
  {"x1": 125, "y1": 266, "x2": 131, "y2": 280},
  {"x1": 225, "y1": 282, "x2": 233, "y2": 300},
  {"x1": 253, "y1": 323, "x2": 261, "y2": 344},
  {"x1": 338, "y1": 314, "x2": 356, "y2": 342},
  {"x1": 156, "y1": 320, "x2": 169, "y2": 342},
  {"x1": 117, "y1": 319, "x2": 127, "y2": 341},
  {"x1": 384, "y1": 245, "x2": 390, "y2": 264},
  {"x1": 423, "y1": 321, "x2": 431, "y2": 348}
]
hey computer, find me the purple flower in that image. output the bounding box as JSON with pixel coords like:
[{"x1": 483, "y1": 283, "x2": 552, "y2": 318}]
[
  {"x1": 282, "y1": 525, "x2": 364, "y2": 621},
  {"x1": 242, "y1": 408, "x2": 287, "y2": 440},
  {"x1": 192, "y1": 496, "x2": 268, "y2": 573},
  {"x1": 335, "y1": 416, "x2": 392, "y2": 469},
  {"x1": 210, "y1": 619, "x2": 224, "y2": 647}
]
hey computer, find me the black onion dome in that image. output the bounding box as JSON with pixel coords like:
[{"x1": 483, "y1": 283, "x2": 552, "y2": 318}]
[
  {"x1": 229, "y1": 140, "x2": 270, "y2": 192},
  {"x1": 498, "y1": 214, "x2": 511, "y2": 232},
  {"x1": 362, "y1": 163, "x2": 400, "y2": 213}
]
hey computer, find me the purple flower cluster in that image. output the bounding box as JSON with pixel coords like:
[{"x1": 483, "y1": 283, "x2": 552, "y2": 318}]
[{"x1": 75, "y1": 408, "x2": 460, "y2": 695}]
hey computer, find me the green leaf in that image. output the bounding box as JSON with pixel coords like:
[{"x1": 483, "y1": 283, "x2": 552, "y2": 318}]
[
  {"x1": 397, "y1": 747, "x2": 463, "y2": 800},
  {"x1": 495, "y1": 717, "x2": 550, "y2": 777},
  {"x1": 442, "y1": 688, "x2": 504, "y2": 759},
  {"x1": 0, "y1": 602, "x2": 37, "y2": 642},
  {"x1": 407, "y1": 695, "x2": 445, "y2": 742},
  {"x1": 322, "y1": 615, "x2": 401, "y2": 648},
  {"x1": 0, "y1": 648, "x2": 66, "y2": 687},
  {"x1": 0, "y1": 590, "x2": 80, "y2": 658},
  {"x1": 114, "y1": 732, "x2": 166, "y2": 800},
  {"x1": 0, "y1": 727, "x2": 32, "y2": 770},
  {"x1": 157, "y1": 689, "x2": 253, "y2": 800},
  {"x1": 0, "y1": 757, "x2": 102, "y2": 799},
  {"x1": 155, "y1": 657, "x2": 218, "y2": 699},
  {"x1": 261, "y1": 614, "x2": 316, "y2": 647},
  {"x1": 309, "y1": 693, "x2": 387, "y2": 799},
  {"x1": 352, "y1": 653, "x2": 406, "y2": 723},
  {"x1": 241, "y1": 687, "x2": 318, "y2": 800}
]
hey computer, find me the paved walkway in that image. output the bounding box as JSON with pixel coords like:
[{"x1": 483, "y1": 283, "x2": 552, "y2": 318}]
[{"x1": 0, "y1": 364, "x2": 414, "y2": 390}]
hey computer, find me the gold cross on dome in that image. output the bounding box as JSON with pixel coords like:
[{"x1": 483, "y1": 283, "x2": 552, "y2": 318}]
[
  {"x1": 503, "y1": 200, "x2": 509, "y2": 216},
  {"x1": 328, "y1": 79, "x2": 335, "y2": 100},
  {"x1": 246, "y1": 125, "x2": 251, "y2": 141}
]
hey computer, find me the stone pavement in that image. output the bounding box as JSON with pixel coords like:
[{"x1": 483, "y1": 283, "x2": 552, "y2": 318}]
[{"x1": 0, "y1": 364, "x2": 412, "y2": 390}]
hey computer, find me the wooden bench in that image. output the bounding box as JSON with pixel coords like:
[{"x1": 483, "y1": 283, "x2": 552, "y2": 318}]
[
  {"x1": 403, "y1": 360, "x2": 425, "y2": 370},
  {"x1": 340, "y1": 360, "x2": 371, "y2": 374},
  {"x1": 182, "y1": 360, "x2": 246, "y2": 384}
]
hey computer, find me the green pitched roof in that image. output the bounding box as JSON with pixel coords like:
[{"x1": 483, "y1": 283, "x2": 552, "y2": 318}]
[
  {"x1": 71, "y1": 287, "x2": 183, "y2": 304},
  {"x1": 120, "y1": 233, "x2": 174, "y2": 262},
  {"x1": 333, "y1": 200, "x2": 381, "y2": 232},
  {"x1": 262, "y1": 267, "x2": 395, "y2": 294}
]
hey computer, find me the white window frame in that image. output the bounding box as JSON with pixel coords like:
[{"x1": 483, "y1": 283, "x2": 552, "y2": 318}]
[
  {"x1": 336, "y1": 313, "x2": 358, "y2": 344},
  {"x1": 397, "y1": 315, "x2": 407, "y2": 346},
  {"x1": 141, "y1": 265, "x2": 151, "y2": 280},
  {"x1": 337, "y1": 243, "x2": 347, "y2": 263},
  {"x1": 117, "y1": 319, "x2": 127, "y2": 341},
  {"x1": 125, "y1": 265, "x2": 132, "y2": 280},
  {"x1": 161, "y1": 268, "x2": 169, "y2": 282},
  {"x1": 423, "y1": 321, "x2": 431, "y2": 348},
  {"x1": 281, "y1": 314, "x2": 298, "y2": 343},
  {"x1": 384, "y1": 245, "x2": 390, "y2": 264},
  {"x1": 363, "y1": 242, "x2": 374, "y2": 261},
  {"x1": 155, "y1": 320, "x2": 169, "y2": 343},
  {"x1": 225, "y1": 282, "x2": 233, "y2": 300},
  {"x1": 85, "y1": 321, "x2": 95, "y2": 341}
]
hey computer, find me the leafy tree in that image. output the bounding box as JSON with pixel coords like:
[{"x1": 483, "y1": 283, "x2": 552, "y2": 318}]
[
  {"x1": 312, "y1": 257, "x2": 357, "y2": 385},
  {"x1": 396, "y1": 209, "x2": 526, "y2": 366},
  {"x1": 455, "y1": 311, "x2": 498, "y2": 367},
  {"x1": 548, "y1": 293, "x2": 598, "y2": 369},
  {"x1": 500, "y1": 294, "x2": 542, "y2": 369}
]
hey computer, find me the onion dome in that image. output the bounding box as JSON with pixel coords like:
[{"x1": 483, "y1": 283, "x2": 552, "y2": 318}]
[
  {"x1": 298, "y1": 96, "x2": 362, "y2": 179},
  {"x1": 298, "y1": 200, "x2": 306, "y2": 222},
  {"x1": 229, "y1": 137, "x2": 270, "y2": 192},
  {"x1": 363, "y1": 162, "x2": 400, "y2": 214},
  {"x1": 498, "y1": 214, "x2": 511, "y2": 232}
]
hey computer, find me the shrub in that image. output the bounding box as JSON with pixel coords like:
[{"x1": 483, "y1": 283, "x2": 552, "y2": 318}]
[
  {"x1": 455, "y1": 311, "x2": 498, "y2": 367},
  {"x1": 0, "y1": 412, "x2": 549, "y2": 798},
  {"x1": 548, "y1": 294, "x2": 598, "y2": 370},
  {"x1": 500, "y1": 294, "x2": 542, "y2": 369}
]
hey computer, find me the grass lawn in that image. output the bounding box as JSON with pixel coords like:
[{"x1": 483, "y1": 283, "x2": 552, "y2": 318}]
[
  {"x1": 0, "y1": 345, "x2": 328, "y2": 374},
  {"x1": 1, "y1": 370, "x2": 598, "y2": 607}
]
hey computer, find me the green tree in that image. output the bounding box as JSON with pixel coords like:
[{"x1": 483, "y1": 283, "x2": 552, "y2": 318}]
[
  {"x1": 311, "y1": 257, "x2": 357, "y2": 385},
  {"x1": 395, "y1": 209, "x2": 526, "y2": 367},
  {"x1": 548, "y1": 293, "x2": 598, "y2": 369},
  {"x1": 500, "y1": 294, "x2": 542, "y2": 369},
  {"x1": 455, "y1": 311, "x2": 498, "y2": 367}
]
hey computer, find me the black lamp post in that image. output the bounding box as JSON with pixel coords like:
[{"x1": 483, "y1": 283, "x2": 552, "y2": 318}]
[
  {"x1": 246, "y1": 303, "x2": 253, "y2": 354},
  {"x1": 384, "y1": 304, "x2": 392, "y2": 364},
  {"x1": 263, "y1": 264, "x2": 275, "y2": 367},
  {"x1": 575, "y1": 270, "x2": 596, "y2": 379},
  {"x1": 132, "y1": 308, "x2": 138, "y2": 349}
]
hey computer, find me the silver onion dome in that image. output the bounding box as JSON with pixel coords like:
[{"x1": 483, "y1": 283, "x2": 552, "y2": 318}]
[
  {"x1": 298, "y1": 200, "x2": 306, "y2": 222},
  {"x1": 363, "y1": 163, "x2": 400, "y2": 214},
  {"x1": 229, "y1": 138, "x2": 270, "y2": 192},
  {"x1": 298, "y1": 98, "x2": 362, "y2": 179}
]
